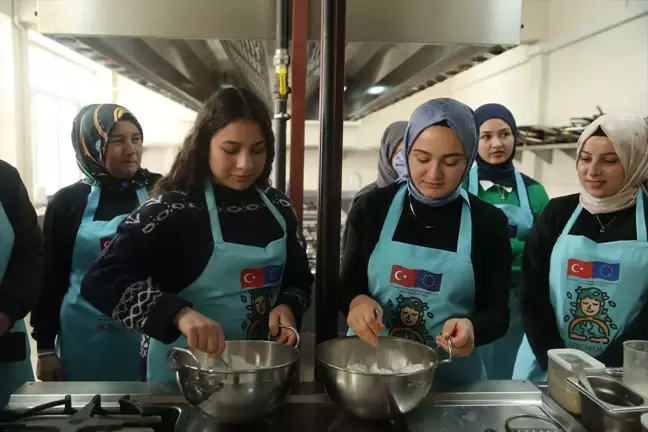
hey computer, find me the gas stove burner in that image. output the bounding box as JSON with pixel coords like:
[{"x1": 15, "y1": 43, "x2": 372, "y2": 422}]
[{"x1": 0, "y1": 394, "x2": 177, "y2": 432}]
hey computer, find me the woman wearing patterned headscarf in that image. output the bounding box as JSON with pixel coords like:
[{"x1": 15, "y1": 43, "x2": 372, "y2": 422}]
[
  {"x1": 31, "y1": 104, "x2": 160, "y2": 382},
  {"x1": 514, "y1": 114, "x2": 648, "y2": 380},
  {"x1": 463, "y1": 103, "x2": 550, "y2": 380},
  {"x1": 338, "y1": 98, "x2": 512, "y2": 388}
]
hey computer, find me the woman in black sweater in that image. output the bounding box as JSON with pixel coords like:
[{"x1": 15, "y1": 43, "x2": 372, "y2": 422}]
[
  {"x1": 31, "y1": 104, "x2": 160, "y2": 382},
  {"x1": 513, "y1": 114, "x2": 648, "y2": 379},
  {"x1": 0, "y1": 160, "x2": 43, "y2": 406},
  {"x1": 339, "y1": 98, "x2": 512, "y2": 389},
  {"x1": 81, "y1": 87, "x2": 313, "y2": 383}
]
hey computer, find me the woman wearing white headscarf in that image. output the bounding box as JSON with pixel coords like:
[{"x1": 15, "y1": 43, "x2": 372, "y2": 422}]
[{"x1": 514, "y1": 114, "x2": 648, "y2": 380}]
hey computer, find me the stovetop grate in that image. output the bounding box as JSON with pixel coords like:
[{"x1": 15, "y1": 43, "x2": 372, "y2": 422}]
[{"x1": 0, "y1": 394, "x2": 177, "y2": 432}]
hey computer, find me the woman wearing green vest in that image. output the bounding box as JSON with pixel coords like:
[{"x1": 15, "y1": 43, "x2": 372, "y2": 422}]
[{"x1": 464, "y1": 103, "x2": 550, "y2": 379}]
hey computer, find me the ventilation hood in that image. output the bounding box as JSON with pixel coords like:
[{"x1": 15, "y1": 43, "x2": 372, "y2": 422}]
[{"x1": 16, "y1": 0, "x2": 523, "y2": 120}]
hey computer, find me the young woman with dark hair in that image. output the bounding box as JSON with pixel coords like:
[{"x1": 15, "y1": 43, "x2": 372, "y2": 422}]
[{"x1": 81, "y1": 87, "x2": 313, "y2": 382}]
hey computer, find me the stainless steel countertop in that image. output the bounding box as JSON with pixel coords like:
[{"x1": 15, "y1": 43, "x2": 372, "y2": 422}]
[{"x1": 8, "y1": 380, "x2": 589, "y2": 431}]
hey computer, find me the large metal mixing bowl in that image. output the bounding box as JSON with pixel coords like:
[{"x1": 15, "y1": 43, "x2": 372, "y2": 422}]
[
  {"x1": 167, "y1": 325, "x2": 300, "y2": 423},
  {"x1": 316, "y1": 336, "x2": 451, "y2": 419}
]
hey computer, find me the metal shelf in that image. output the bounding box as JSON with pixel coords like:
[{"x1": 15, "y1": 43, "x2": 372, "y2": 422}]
[{"x1": 515, "y1": 142, "x2": 578, "y2": 163}]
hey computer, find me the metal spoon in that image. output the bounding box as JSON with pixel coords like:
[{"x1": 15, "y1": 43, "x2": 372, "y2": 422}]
[{"x1": 373, "y1": 308, "x2": 385, "y2": 371}]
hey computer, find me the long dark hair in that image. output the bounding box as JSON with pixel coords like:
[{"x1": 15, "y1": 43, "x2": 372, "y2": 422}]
[{"x1": 153, "y1": 87, "x2": 274, "y2": 195}]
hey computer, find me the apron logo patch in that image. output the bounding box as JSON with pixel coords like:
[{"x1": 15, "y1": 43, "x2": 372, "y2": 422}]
[
  {"x1": 389, "y1": 265, "x2": 442, "y2": 292},
  {"x1": 387, "y1": 295, "x2": 435, "y2": 344},
  {"x1": 240, "y1": 265, "x2": 283, "y2": 289},
  {"x1": 564, "y1": 286, "x2": 617, "y2": 346},
  {"x1": 99, "y1": 237, "x2": 113, "y2": 251},
  {"x1": 567, "y1": 259, "x2": 620, "y2": 282},
  {"x1": 242, "y1": 289, "x2": 271, "y2": 339}
]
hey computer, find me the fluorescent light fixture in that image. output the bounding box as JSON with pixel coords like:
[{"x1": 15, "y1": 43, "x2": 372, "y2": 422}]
[{"x1": 367, "y1": 85, "x2": 388, "y2": 95}]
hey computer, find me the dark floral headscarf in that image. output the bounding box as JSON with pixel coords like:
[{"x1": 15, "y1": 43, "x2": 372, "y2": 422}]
[{"x1": 71, "y1": 104, "x2": 153, "y2": 188}]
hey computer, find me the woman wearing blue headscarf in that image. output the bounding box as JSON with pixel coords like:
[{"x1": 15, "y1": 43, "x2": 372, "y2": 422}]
[
  {"x1": 464, "y1": 104, "x2": 550, "y2": 380},
  {"x1": 30, "y1": 104, "x2": 160, "y2": 382},
  {"x1": 337, "y1": 98, "x2": 512, "y2": 388}
]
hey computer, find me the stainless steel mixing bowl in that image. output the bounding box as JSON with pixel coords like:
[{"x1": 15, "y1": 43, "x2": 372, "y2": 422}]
[
  {"x1": 167, "y1": 325, "x2": 300, "y2": 423},
  {"x1": 316, "y1": 336, "x2": 451, "y2": 419}
]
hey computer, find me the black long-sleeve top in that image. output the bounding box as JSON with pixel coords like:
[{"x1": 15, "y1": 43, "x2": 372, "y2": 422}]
[
  {"x1": 30, "y1": 176, "x2": 160, "y2": 351},
  {"x1": 0, "y1": 160, "x2": 43, "y2": 326},
  {"x1": 339, "y1": 183, "x2": 512, "y2": 347},
  {"x1": 80, "y1": 183, "x2": 313, "y2": 345},
  {"x1": 521, "y1": 193, "x2": 648, "y2": 370}
]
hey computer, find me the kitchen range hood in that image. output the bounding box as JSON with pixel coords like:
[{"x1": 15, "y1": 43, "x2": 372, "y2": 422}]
[{"x1": 15, "y1": 0, "x2": 523, "y2": 120}]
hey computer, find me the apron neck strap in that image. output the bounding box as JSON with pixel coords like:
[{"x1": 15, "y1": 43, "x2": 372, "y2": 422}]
[
  {"x1": 513, "y1": 170, "x2": 531, "y2": 211},
  {"x1": 636, "y1": 191, "x2": 647, "y2": 241},
  {"x1": 81, "y1": 186, "x2": 102, "y2": 223},
  {"x1": 467, "y1": 165, "x2": 479, "y2": 195}
]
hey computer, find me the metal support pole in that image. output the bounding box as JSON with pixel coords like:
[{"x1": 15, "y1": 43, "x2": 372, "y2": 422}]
[
  {"x1": 288, "y1": 0, "x2": 308, "y2": 224},
  {"x1": 272, "y1": 0, "x2": 291, "y2": 192},
  {"x1": 315, "y1": 0, "x2": 346, "y2": 352}
]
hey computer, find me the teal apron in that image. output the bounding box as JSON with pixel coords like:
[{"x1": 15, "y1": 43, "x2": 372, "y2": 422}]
[
  {"x1": 147, "y1": 181, "x2": 287, "y2": 383},
  {"x1": 468, "y1": 166, "x2": 534, "y2": 379},
  {"x1": 0, "y1": 202, "x2": 34, "y2": 406},
  {"x1": 58, "y1": 185, "x2": 148, "y2": 381},
  {"x1": 513, "y1": 191, "x2": 648, "y2": 380},
  {"x1": 348, "y1": 186, "x2": 486, "y2": 388}
]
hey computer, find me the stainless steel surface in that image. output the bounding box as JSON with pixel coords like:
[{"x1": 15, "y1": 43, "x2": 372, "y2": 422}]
[
  {"x1": 315, "y1": 336, "x2": 449, "y2": 419},
  {"x1": 168, "y1": 329, "x2": 300, "y2": 423},
  {"x1": 7, "y1": 380, "x2": 589, "y2": 432},
  {"x1": 568, "y1": 375, "x2": 648, "y2": 432},
  {"x1": 15, "y1": 0, "x2": 523, "y2": 121}
]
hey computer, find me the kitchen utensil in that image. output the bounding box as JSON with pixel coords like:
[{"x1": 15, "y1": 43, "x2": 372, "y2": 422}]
[
  {"x1": 547, "y1": 348, "x2": 605, "y2": 414},
  {"x1": 315, "y1": 335, "x2": 451, "y2": 419},
  {"x1": 624, "y1": 340, "x2": 648, "y2": 398},
  {"x1": 167, "y1": 325, "x2": 300, "y2": 423},
  {"x1": 567, "y1": 375, "x2": 648, "y2": 432},
  {"x1": 573, "y1": 363, "x2": 596, "y2": 396},
  {"x1": 607, "y1": 367, "x2": 624, "y2": 377}
]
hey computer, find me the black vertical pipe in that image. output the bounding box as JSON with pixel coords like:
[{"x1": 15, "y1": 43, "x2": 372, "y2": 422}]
[
  {"x1": 315, "y1": 0, "x2": 346, "y2": 352},
  {"x1": 273, "y1": 0, "x2": 291, "y2": 191}
]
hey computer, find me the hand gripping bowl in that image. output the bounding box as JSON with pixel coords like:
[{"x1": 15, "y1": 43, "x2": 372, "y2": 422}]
[
  {"x1": 315, "y1": 336, "x2": 452, "y2": 419},
  {"x1": 167, "y1": 325, "x2": 300, "y2": 423}
]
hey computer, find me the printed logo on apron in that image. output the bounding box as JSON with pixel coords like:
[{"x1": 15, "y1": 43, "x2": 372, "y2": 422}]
[
  {"x1": 390, "y1": 265, "x2": 442, "y2": 293},
  {"x1": 386, "y1": 295, "x2": 435, "y2": 344},
  {"x1": 563, "y1": 259, "x2": 621, "y2": 348},
  {"x1": 387, "y1": 265, "x2": 440, "y2": 343},
  {"x1": 240, "y1": 264, "x2": 284, "y2": 288}
]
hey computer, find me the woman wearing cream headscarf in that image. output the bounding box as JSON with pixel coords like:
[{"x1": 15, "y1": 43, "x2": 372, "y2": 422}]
[{"x1": 513, "y1": 114, "x2": 648, "y2": 380}]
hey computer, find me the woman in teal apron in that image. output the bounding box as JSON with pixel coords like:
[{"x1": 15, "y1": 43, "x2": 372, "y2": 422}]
[
  {"x1": 0, "y1": 160, "x2": 43, "y2": 406},
  {"x1": 80, "y1": 87, "x2": 313, "y2": 383},
  {"x1": 464, "y1": 104, "x2": 550, "y2": 380},
  {"x1": 30, "y1": 104, "x2": 158, "y2": 381},
  {"x1": 340, "y1": 98, "x2": 513, "y2": 389},
  {"x1": 513, "y1": 114, "x2": 648, "y2": 380}
]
